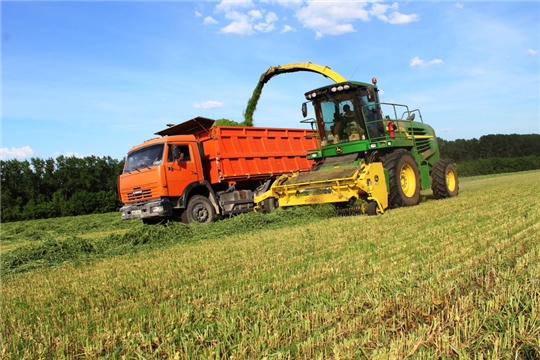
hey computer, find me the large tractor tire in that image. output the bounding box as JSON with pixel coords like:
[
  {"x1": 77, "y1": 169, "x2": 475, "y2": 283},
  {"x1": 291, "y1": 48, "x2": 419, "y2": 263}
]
[
  {"x1": 431, "y1": 160, "x2": 459, "y2": 199},
  {"x1": 181, "y1": 195, "x2": 216, "y2": 224},
  {"x1": 383, "y1": 149, "x2": 421, "y2": 207}
]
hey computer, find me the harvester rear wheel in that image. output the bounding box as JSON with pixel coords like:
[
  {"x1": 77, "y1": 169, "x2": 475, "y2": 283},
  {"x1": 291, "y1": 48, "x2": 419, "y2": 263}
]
[
  {"x1": 431, "y1": 160, "x2": 459, "y2": 199},
  {"x1": 384, "y1": 149, "x2": 421, "y2": 207},
  {"x1": 182, "y1": 195, "x2": 215, "y2": 224}
]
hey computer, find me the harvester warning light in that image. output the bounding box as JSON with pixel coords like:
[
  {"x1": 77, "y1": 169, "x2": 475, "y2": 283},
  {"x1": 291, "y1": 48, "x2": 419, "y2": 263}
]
[{"x1": 372, "y1": 77, "x2": 377, "y2": 85}]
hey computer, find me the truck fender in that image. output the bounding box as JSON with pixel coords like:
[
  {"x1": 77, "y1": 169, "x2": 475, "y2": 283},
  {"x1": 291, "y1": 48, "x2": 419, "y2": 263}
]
[{"x1": 182, "y1": 181, "x2": 220, "y2": 215}]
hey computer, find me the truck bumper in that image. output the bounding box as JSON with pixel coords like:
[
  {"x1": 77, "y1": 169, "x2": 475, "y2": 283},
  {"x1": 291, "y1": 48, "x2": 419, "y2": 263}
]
[{"x1": 120, "y1": 198, "x2": 173, "y2": 220}]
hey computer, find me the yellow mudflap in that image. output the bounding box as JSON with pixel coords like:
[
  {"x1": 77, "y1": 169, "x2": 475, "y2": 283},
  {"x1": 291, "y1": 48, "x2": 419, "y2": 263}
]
[{"x1": 255, "y1": 163, "x2": 388, "y2": 213}]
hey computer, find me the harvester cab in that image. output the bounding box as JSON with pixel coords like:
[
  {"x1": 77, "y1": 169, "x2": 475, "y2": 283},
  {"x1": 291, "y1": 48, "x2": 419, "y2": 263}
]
[{"x1": 255, "y1": 72, "x2": 459, "y2": 215}]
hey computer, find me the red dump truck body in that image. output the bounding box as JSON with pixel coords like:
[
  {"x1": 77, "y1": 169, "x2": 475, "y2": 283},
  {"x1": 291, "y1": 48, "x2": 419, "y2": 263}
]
[{"x1": 119, "y1": 117, "x2": 318, "y2": 223}]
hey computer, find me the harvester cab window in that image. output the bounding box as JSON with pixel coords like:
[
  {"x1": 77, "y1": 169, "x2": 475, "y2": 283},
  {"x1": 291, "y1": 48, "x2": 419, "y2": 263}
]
[
  {"x1": 124, "y1": 143, "x2": 165, "y2": 173},
  {"x1": 358, "y1": 89, "x2": 383, "y2": 139},
  {"x1": 319, "y1": 97, "x2": 366, "y2": 146},
  {"x1": 168, "y1": 145, "x2": 191, "y2": 162}
]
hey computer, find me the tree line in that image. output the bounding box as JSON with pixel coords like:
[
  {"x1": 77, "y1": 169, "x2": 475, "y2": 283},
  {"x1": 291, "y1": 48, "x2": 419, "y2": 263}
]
[
  {"x1": 438, "y1": 134, "x2": 540, "y2": 162},
  {"x1": 1, "y1": 155, "x2": 124, "y2": 222},
  {"x1": 1, "y1": 134, "x2": 539, "y2": 222},
  {"x1": 438, "y1": 134, "x2": 540, "y2": 177}
]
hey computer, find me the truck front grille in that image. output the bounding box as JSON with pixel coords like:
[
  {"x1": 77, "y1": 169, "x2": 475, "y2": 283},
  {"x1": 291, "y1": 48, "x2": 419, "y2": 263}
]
[{"x1": 127, "y1": 187, "x2": 153, "y2": 201}]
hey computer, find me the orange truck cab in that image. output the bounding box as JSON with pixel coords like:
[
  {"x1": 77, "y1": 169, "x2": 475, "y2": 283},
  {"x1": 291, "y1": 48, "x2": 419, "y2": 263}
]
[{"x1": 118, "y1": 117, "x2": 318, "y2": 224}]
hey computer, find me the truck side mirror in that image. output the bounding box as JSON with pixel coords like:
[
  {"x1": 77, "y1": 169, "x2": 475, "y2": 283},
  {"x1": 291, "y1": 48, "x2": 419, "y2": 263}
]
[
  {"x1": 172, "y1": 146, "x2": 180, "y2": 160},
  {"x1": 302, "y1": 102, "x2": 308, "y2": 118}
]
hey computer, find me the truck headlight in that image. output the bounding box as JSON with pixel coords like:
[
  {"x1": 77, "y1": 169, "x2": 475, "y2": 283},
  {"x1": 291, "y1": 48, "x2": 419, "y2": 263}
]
[{"x1": 150, "y1": 206, "x2": 163, "y2": 213}]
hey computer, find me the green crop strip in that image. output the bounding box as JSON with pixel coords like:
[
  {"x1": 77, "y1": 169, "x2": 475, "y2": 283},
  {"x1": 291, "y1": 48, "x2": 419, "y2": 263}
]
[{"x1": 0, "y1": 203, "x2": 337, "y2": 274}]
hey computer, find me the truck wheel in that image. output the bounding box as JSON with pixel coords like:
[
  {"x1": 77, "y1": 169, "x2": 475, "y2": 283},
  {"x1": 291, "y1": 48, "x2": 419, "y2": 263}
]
[
  {"x1": 431, "y1": 160, "x2": 459, "y2": 199},
  {"x1": 182, "y1": 195, "x2": 215, "y2": 224},
  {"x1": 384, "y1": 149, "x2": 421, "y2": 207}
]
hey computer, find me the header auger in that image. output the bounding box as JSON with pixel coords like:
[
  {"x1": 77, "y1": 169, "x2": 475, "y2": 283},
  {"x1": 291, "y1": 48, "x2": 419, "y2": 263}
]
[{"x1": 254, "y1": 63, "x2": 459, "y2": 215}]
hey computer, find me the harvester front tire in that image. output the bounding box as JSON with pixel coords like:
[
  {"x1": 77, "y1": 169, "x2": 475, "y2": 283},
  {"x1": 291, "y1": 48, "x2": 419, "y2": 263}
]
[
  {"x1": 384, "y1": 149, "x2": 421, "y2": 207},
  {"x1": 261, "y1": 197, "x2": 277, "y2": 214},
  {"x1": 367, "y1": 201, "x2": 379, "y2": 216},
  {"x1": 431, "y1": 160, "x2": 459, "y2": 199},
  {"x1": 182, "y1": 195, "x2": 215, "y2": 224}
]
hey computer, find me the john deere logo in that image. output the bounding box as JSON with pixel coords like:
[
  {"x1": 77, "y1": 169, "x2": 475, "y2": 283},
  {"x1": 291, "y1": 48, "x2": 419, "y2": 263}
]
[{"x1": 335, "y1": 146, "x2": 343, "y2": 154}]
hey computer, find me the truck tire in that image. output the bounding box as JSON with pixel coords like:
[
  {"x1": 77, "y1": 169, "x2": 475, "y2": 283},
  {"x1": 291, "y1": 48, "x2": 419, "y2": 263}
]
[
  {"x1": 431, "y1": 160, "x2": 459, "y2": 199},
  {"x1": 383, "y1": 149, "x2": 421, "y2": 207},
  {"x1": 181, "y1": 195, "x2": 216, "y2": 224}
]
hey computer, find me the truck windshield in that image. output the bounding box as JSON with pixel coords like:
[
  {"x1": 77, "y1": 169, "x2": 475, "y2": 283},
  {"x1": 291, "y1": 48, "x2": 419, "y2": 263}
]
[{"x1": 124, "y1": 143, "x2": 165, "y2": 173}]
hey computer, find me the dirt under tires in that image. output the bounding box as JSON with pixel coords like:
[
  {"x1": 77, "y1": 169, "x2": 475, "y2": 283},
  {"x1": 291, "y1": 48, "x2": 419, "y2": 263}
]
[
  {"x1": 431, "y1": 159, "x2": 459, "y2": 199},
  {"x1": 383, "y1": 149, "x2": 421, "y2": 207}
]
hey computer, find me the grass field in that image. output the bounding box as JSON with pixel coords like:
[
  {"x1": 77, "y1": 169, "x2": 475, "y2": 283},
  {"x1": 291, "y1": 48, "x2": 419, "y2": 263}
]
[{"x1": 1, "y1": 171, "x2": 539, "y2": 359}]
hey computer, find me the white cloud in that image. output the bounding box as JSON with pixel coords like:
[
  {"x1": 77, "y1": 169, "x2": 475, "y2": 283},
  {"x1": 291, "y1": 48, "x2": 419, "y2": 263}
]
[
  {"x1": 0, "y1": 146, "x2": 35, "y2": 160},
  {"x1": 215, "y1": 0, "x2": 254, "y2": 13},
  {"x1": 370, "y1": 3, "x2": 419, "y2": 24},
  {"x1": 295, "y1": 1, "x2": 418, "y2": 38},
  {"x1": 281, "y1": 24, "x2": 295, "y2": 33},
  {"x1": 385, "y1": 12, "x2": 419, "y2": 25},
  {"x1": 194, "y1": 100, "x2": 224, "y2": 109},
  {"x1": 214, "y1": 0, "x2": 258, "y2": 35},
  {"x1": 195, "y1": 11, "x2": 202, "y2": 17},
  {"x1": 220, "y1": 12, "x2": 254, "y2": 35},
  {"x1": 209, "y1": 1, "x2": 418, "y2": 38},
  {"x1": 295, "y1": 2, "x2": 369, "y2": 38},
  {"x1": 527, "y1": 49, "x2": 538, "y2": 56},
  {"x1": 456, "y1": 3, "x2": 464, "y2": 10},
  {"x1": 248, "y1": 9, "x2": 263, "y2": 20},
  {"x1": 203, "y1": 16, "x2": 218, "y2": 25},
  {"x1": 216, "y1": 4, "x2": 278, "y2": 36},
  {"x1": 254, "y1": 12, "x2": 278, "y2": 33},
  {"x1": 410, "y1": 57, "x2": 443, "y2": 68}
]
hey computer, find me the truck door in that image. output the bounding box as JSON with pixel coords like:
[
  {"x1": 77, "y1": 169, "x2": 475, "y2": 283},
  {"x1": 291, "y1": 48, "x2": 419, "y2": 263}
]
[{"x1": 165, "y1": 142, "x2": 202, "y2": 198}]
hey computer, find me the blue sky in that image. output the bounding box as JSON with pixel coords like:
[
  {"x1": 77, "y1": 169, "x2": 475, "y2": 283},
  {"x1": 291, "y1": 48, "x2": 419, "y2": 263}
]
[{"x1": 2, "y1": 1, "x2": 539, "y2": 161}]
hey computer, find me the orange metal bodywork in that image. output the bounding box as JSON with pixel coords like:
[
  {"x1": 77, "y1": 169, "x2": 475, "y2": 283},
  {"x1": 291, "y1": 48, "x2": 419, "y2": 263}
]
[
  {"x1": 204, "y1": 126, "x2": 317, "y2": 183},
  {"x1": 118, "y1": 120, "x2": 318, "y2": 207}
]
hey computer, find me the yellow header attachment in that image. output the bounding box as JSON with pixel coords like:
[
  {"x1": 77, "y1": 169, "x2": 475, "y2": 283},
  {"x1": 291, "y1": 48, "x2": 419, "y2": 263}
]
[
  {"x1": 259, "y1": 62, "x2": 347, "y2": 84},
  {"x1": 255, "y1": 162, "x2": 389, "y2": 214}
]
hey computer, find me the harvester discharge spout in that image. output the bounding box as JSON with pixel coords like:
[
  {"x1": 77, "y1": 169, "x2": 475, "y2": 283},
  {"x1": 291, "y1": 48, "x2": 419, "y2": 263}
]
[{"x1": 244, "y1": 62, "x2": 347, "y2": 126}]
